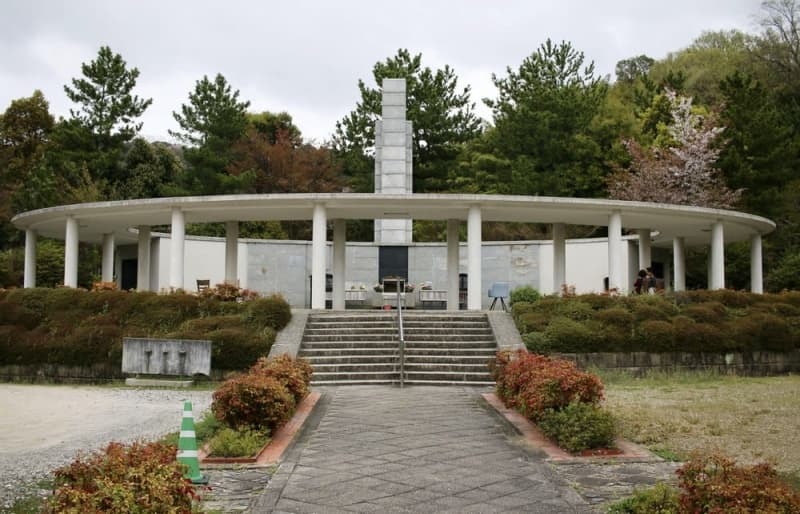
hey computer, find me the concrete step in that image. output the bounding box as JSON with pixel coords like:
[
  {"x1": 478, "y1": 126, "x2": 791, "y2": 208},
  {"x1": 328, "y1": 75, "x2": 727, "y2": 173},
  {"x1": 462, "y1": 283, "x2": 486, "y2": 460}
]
[
  {"x1": 404, "y1": 371, "x2": 493, "y2": 382},
  {"x1": 304, "y1": 327, "x2": 399, "y2": 335},
  {"x1": 312, "y1": 363, "x2": 398, "y2": 373},
  {"x1": 306, "y1": 321, "x2": 396, "y2": 329},
  {"x1": 302, "y1": 354, "x2": 398, "y2": 364},
  {"x1": 301, "y1": 340, "x2": 397, "y2": 349},
  {"x1": 303, "y1": 334, "x2": 397, "y2": 342},
  {"x1": 299, "y1": 348, "x2": 397, "y2": 357},
  {"x1": 403, "y1": 363, "x2": 491, "y2": 373},
  {"x1": 404, "y1": 340, "x2": 496, "y2": 348},
  {"x1": 404, "y1": 355, "x2": 494, "y2": 364},
  {"x1": 403, "y1": 380, "x2": 495, "y2": 386},
  {"x1": 311, "y1": 379, "x2": 399, "y2": 386},
  {"x1": 311, "y1": 371, "x2": 400, "y2": 382}
]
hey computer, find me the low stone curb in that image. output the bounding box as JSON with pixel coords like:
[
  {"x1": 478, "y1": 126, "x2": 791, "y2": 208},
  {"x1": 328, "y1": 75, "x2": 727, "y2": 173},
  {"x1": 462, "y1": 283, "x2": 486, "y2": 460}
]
[{"x1": 482, "y1": 392, "x2": 656, "y2": 463}]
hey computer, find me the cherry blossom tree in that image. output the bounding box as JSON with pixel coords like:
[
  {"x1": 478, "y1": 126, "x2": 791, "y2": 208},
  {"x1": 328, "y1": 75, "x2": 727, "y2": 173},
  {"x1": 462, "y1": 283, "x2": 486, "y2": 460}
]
[{"x1": 608, "y1": 90, "x2": 741, "y2": 208}]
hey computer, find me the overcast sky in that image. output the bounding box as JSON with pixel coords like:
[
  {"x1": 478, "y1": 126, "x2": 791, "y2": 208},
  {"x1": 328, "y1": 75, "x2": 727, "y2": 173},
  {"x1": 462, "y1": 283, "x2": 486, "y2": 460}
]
[{"x1": 1, "y1": 0, "x2": 764, "y2": 144}]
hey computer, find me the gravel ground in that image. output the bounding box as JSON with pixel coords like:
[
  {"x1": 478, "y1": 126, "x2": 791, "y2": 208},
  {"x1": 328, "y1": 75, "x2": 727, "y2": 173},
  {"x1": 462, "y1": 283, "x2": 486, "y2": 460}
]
[{"x1": 0, "y1": 384, "x2": 213, "y2": 511}]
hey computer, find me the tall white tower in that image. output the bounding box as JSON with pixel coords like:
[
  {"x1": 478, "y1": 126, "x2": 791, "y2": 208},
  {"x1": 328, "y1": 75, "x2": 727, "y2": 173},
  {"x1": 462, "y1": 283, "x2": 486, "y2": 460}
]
[{"x1": 374, "y1": 78, "x2": 413, "y2": 244}]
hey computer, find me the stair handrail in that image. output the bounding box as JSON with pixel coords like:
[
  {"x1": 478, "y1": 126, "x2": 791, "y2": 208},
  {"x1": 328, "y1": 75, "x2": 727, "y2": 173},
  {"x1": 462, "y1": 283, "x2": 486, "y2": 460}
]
[{"x1": 396, "y1": 287, "x2": 405, "y2": 388}]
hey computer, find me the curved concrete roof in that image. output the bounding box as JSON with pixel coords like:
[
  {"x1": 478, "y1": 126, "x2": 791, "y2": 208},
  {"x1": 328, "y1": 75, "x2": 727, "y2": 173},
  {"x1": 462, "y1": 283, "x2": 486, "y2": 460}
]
[{"x1": 11, "y1": 193, "x2": 775, "y2": 247}]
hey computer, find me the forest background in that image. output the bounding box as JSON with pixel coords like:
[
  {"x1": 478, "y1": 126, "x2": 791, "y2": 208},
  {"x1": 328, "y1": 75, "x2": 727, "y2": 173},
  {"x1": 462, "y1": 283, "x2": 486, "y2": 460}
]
[{"x1": 2, "y1": 0, "x2": 799, "y2": 292}]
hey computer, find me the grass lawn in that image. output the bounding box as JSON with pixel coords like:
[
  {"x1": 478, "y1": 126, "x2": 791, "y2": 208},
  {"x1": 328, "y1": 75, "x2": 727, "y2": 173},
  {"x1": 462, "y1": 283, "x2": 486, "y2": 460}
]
[{"x1": 602, "y1": 371, "x2": 800, "y2": 486}]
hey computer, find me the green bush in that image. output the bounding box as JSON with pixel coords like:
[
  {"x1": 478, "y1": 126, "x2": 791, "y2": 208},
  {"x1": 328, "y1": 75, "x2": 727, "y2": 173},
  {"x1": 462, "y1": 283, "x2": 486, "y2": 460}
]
[
  {"x1": 212, "y1": 373, "x2": 296, "y2": 431},
  {"x1": 510, "y1": 285, "x2": 541, "y2": 305},
  {"x1": 636, "y1": 320, "x2": 676, "y2": 352},
  {"x1": 44, "y1": 441, "x2": 198, "y2": 514},
  {"x1": 207, "y1": 426, "x2": 268, "y2": 458},
  {"x1": 181, "y1": 315, "x2": 245, "y2": 333},
  {"x1": 750, "y1": 301, "x2": 800, "y2": 317},
  {"x1": 522, "y1": 331, "x2": 552, "y2": 353},
  {"x1": 673, "y1": 320, "x2": 725, "y2": 352},
  {"x1": 575, "y1": 294, "x2": 615, "y2": 310},
  {"x1": 510, "y1": 301, "x2": 536, "y2": 321},
  {"x1": 516, "y1": 311, "x2": 549, "y2": 333},
  {"x1": 632, "y1": 303, "x2": 670, "y2": 322},
  {"x1": 0, "y1": 301, "x2": 41, "y2": 329},
  {"x1": 59, "y1": 324, "x2": 124, "y2": 366},
  {"x1": 207, "y1": 327, "x2": 275, "y2": 370},
  {"x1": 682, "y1": 301, "x2": 727, "y2": 323},
  {"x1": 554, "y1": 300, "x2": 595, "y2": 321},
  {"x1": 538, "y1": 402, "x2": 616, "y2": 453},
  {"x1": 244, "y1": 294, "x2": 291, "y2": 331},
  {"x1": 593, "y1": 308, "x2": 634, "y2": 332},
  {"x1": 727, "y1": 312, "x2": 796, "y2": 351},
  {"x1": 606, "y1": 483, "x2": 680, "y2": 514},
  {"x1": 543, "y1": 317, "x2": 602, "y2": 353}
]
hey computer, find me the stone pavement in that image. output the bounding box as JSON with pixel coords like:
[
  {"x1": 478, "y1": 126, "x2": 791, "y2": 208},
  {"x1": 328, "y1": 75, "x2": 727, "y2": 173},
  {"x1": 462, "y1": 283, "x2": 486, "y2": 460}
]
[{"x1": 252, "y1": 385, "x2": 593, "y2": 513}]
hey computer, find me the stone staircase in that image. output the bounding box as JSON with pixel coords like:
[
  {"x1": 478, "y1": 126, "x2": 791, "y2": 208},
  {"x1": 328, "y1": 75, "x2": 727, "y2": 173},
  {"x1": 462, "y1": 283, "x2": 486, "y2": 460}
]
[{"x1": 299, "y1": 311, "x2": 497, "y2": 386}]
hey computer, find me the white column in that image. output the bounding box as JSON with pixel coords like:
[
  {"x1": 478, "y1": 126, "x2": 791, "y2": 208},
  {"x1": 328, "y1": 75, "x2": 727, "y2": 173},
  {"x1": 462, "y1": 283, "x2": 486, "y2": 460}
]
[
  {"x1": 607, "y1": 211, "x2": 623, "y2": 292},
  {"x1": 333, "y1": 219, "x2": 346, "y2": 310},
  {"x1": 23, "y1": 229, "x2": 36, "y2": 288},
  {"x1": 637, "y1": 229, "x2": 651, "y2": 270},
  {"x1": 750, "y1": 233, "x2": 763, "y2": 294},
  {"x1": 101, "y1": 233, "x2": 115, "y2": 282},
  {"x1": 170, "y1": 208, "x2": 185, "y2": 290},
  {"x1": 447, "y1": 219, "x2": 460, "y2": 310},
  {"x1": 673, "y1": 237, "x2": 686, "y2": 292},
  {"x1": 552, "y1": 223, "x2": 566, "y2": 295},
  {"x1": 710, "y1": 220, "x2": 725, "y2": 290},
  {"x1": 64, "y1": 216, "x2": 79, "y2": 288},
  {"x1": 225, "y1": 221, "x2": 238, "y2": 285},
  {"x1": 467, "y1": 205, "x2": 482, "y2": 310},
  {"x1": 311, "y1": 203, "x2": 327, "y2": 310},
  {"x1": 137, "y1": 226, "x2": 151, "y2": 291}
]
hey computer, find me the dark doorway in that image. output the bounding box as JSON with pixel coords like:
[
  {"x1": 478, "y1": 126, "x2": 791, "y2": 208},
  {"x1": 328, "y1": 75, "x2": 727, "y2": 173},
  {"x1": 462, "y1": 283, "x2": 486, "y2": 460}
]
[
  {"x1": 121, "y1": 259, "x2": 137, "y2": 290},
  {"x1": 378, "y1": 246, "x2": 408, "y2": 282}
]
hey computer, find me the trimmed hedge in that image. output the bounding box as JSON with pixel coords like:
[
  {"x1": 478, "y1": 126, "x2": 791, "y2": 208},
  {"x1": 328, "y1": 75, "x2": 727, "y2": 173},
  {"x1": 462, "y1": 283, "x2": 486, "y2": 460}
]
[
  {"x1": 0, "y1": 288, "x2": 291, "y2": 371},
  {"x1": 515, "y1": 291, "x2": 800, "y2": 354}
]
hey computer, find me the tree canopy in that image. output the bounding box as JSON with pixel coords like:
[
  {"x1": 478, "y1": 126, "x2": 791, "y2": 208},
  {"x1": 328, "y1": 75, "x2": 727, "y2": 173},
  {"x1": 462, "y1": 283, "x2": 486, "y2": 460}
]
[{"x1": 333, "y1": 49, "x2": 482, "y2": 193}]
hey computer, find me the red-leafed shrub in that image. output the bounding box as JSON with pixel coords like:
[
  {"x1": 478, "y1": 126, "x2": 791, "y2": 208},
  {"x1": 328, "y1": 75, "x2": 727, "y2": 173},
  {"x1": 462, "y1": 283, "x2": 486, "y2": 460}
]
[
  {"x1": 44, "y1": 440, "x2": 198, "y2": 514},
  {"x1": 250, "y1": 354, "x2": 313, "y2": 403},
  {"x1": 212, "y1": 373, "x2": 296, "y2": 431},
  {"x1": 677, "y1": 451, "x2": 800, "y2": 513},
  {"x1": 492, "y1": 350, "x2": 604, "y2": 421}
]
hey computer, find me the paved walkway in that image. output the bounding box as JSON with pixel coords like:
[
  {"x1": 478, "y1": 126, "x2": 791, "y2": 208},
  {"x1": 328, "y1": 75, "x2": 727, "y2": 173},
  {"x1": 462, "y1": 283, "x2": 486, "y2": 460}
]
[{"x1": 253, "y1": 386, "x2": 592, "y2": 513}]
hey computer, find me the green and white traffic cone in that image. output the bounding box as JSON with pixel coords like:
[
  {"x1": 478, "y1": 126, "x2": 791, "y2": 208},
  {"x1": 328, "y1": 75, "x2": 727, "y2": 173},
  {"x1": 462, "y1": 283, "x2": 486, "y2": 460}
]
[{"x1": 177, "y1": 400, "x2": 208, "y2": 484}]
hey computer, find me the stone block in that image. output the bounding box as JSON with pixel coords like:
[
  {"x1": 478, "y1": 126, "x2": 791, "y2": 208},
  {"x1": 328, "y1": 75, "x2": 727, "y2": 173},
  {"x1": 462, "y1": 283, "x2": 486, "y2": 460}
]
[
  {"x1": 382, "y1": 78, "x2": 406, "y2": 93},
  {"x1": 382, "y1": 132, "x2": 407, "y2": 147},
  {"x1": 381, "y1": 105, "x2": 406, "y2": 120},
  {"x1": 381, "y1": 173, "x2": 408, "y2": 190},
  {"x1": 382, "y1": 91, "x2": 406, "y2": 106},
  {"x1": 381, "y1": 119, "x2": 407, "y2": 132},
  {"x1": 380, "y1": 159, "x2": 406, "y2": 175},
  {"x1": 122, "y1": 338, "x2": 211, "y2": 376},
  {"x1": 381, "y1": 146, "x2": 406, "y2": 160}
]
